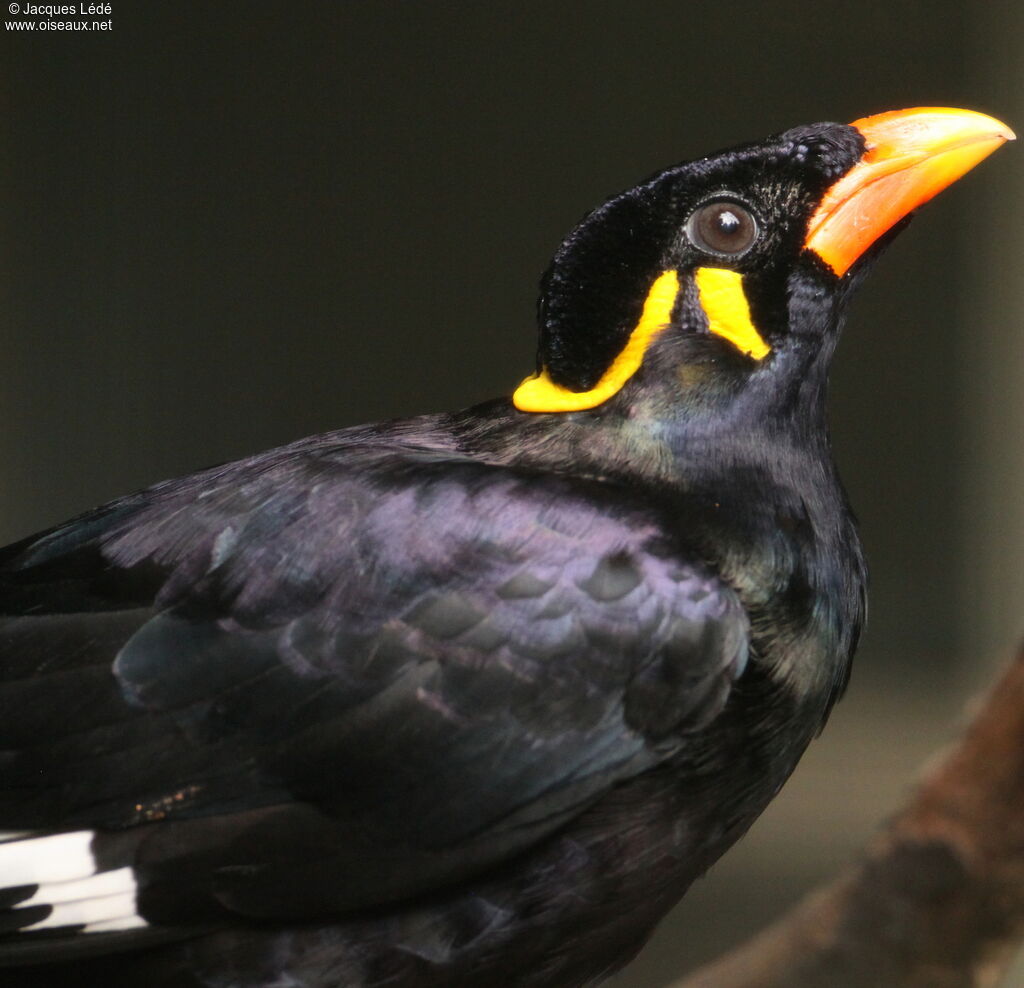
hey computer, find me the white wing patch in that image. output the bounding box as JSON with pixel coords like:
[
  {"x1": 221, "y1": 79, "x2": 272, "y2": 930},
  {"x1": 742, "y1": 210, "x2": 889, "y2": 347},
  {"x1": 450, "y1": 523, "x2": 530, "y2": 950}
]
[
  {"x1": 0, "y1": 831, "x2": 148, "y2": 934},
  {"x1": 0, "y1": 831, "x2": 95, "y2": 886}
]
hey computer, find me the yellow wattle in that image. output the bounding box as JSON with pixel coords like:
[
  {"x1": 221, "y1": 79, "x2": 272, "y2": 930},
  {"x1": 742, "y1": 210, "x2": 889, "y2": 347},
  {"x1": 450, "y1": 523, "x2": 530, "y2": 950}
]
[
  {"x1": 513, "y1": 269, "x2": 680, "y2": 413},
  {"x1": 693, "y1": 267, "x2": 771, "y2": 360}
]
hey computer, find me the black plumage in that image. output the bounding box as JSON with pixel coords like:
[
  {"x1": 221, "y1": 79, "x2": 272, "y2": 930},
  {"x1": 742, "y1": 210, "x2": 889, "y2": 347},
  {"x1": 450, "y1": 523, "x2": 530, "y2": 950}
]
[{"x1": 0, "y1": 108, "x2": 1010, "y2": 987}]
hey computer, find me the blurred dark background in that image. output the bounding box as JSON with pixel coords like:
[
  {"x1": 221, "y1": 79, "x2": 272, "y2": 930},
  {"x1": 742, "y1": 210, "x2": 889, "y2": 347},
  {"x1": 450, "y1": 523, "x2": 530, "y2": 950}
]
[{"x1": 3, "y1": 3, "x2": 1022, "y2": 984}]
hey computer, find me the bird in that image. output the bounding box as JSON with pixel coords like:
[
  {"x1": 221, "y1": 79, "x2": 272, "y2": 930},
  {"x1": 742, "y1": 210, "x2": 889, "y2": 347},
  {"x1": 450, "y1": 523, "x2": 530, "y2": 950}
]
[{"x1": 0, "y1": 107, "x2": 1012, "y2": 988}]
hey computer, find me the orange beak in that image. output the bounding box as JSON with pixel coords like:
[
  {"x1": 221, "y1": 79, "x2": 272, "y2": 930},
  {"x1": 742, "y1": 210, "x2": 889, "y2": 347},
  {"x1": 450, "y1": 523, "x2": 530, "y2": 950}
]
[{"x1": 805, "y1": 107, "x2": 1015, "y2": 277}]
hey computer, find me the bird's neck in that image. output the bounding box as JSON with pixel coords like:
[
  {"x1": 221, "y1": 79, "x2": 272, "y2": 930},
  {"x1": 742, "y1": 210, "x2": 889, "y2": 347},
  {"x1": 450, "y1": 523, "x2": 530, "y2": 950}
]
[{"x1": 450, "y1": 348, "x2": 834, "y2": 491}]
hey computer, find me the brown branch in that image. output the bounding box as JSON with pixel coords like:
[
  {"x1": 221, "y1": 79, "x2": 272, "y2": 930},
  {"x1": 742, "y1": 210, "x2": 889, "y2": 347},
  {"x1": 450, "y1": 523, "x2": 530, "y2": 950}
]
[{"x1": 671, "y1": 647, "x2": 1024, "y2": 988}]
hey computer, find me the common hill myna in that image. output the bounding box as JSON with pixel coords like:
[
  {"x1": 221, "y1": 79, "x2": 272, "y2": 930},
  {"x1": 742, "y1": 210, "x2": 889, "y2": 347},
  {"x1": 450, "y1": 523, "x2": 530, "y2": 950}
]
[{"x1": 0, "y1": 106, "x2": 1012, "y2": 987}]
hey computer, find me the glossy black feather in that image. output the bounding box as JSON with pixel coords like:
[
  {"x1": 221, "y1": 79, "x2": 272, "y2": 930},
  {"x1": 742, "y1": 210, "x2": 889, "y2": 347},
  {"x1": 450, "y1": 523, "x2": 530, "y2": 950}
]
[
  {"x1": 0, "y1": 424, "x2": 750, "y2": 929},
  {"x1": 0, "y1": 119, "x2": 877, "y2": 987}
]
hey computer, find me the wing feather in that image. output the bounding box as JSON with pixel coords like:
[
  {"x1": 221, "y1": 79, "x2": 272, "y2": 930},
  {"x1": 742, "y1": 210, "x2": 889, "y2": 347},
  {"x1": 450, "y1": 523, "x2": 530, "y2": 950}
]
[{"x1": 0, "y1": 437, "x2": 748, "y2": 958}]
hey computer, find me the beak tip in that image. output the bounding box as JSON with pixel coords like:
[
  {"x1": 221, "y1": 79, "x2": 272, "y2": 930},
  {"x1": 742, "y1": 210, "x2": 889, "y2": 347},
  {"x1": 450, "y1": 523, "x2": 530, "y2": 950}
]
[{"x1": 974, "y1": 112, "x2": 1016, "y2": 144}]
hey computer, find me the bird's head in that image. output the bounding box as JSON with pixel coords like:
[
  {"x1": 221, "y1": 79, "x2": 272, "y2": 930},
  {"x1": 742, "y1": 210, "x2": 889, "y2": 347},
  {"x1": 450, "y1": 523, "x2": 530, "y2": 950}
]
[{"x1": 514, "y1": 107, "x2": 1013, "y2": 420}]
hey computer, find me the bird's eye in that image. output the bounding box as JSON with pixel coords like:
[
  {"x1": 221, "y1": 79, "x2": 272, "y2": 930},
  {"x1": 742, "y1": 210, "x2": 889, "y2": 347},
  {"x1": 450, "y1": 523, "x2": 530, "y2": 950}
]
[{"x1": 686, "y1": 200, "x2": 759, "y2": 256}]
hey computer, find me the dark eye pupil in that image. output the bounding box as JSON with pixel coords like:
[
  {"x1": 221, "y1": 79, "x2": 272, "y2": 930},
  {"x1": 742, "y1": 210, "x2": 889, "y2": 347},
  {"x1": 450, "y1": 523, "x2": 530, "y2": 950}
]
[
  {"x1": 687, "y1": 200, "x2": 758, "y2": 255},
  {"x1": 716, "y1": 210, "x2": 741, "y2": 236}
]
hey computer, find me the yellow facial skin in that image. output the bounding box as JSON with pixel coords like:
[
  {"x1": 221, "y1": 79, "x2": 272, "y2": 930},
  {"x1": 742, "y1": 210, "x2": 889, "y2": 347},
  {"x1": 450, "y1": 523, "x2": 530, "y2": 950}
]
[
  {"x1": 513, "y1": 270, "x2": 681, "y2": 413},
  {"x1": 513, "y1": 267, "x2": 769, "y2": 414},
  {"x1": 693, "y1": 268, "x2": 770, "y2": 361}
]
